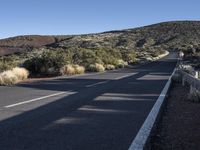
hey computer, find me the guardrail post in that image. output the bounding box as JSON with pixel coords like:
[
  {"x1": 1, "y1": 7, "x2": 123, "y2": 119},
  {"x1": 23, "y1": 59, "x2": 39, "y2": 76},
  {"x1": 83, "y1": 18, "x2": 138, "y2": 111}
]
[
  {"x1": 190, "y1": 71, "x2": 198, "y2": 94},
  {"x1": 195, "y1": 71, "x2": 198, "y2": 79}
]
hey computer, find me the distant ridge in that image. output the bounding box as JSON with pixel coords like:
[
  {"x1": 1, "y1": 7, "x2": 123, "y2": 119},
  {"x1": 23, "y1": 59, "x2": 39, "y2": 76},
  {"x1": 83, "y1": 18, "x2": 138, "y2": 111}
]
[{"x1": 0, "y1": 21, "x2": 200, "y2": 55}]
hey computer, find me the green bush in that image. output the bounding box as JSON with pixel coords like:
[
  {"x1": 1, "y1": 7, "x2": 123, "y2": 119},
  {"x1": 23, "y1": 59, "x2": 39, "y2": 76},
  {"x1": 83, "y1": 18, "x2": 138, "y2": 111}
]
[
  {"x1": 0, "y1": 57, "x2": 19, "y2": 72},
  {"x1": 120, "y1": 49, "x2": 137, "y2": 64},
  {"x1": 72, "y1": 48, "x2": 102, "y2": 67},
  {"x1": 23, "y1": 50, "x2": 71, "y2": 75},
  {"x1": 95, "y1": 47, "x2": 122, "y2": 65}
]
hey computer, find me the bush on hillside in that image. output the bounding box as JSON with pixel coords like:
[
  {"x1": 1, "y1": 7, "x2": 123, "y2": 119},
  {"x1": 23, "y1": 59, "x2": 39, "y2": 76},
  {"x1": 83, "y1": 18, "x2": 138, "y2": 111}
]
[
  {"x1": 0, "y1": 57, "x2": 19, "y2": 72},
  {"x1": 72, "y1": 48, "x2": 100, "y2": 66},
  {"x1": 95, "y1": 47, "x2": 122, "y2": 65},
  {"x1": 120, "y1": 49, "x2": 137, "y2": 64},
  {"x1": 23, "y1": 50, "x2": 71, "y2": 76}
]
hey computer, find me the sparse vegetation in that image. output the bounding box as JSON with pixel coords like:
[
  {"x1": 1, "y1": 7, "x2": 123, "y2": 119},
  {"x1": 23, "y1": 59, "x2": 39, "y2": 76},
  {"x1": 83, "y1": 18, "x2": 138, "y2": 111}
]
[
  {"x1": 3, "y1": 21, "x2": 199, "y2": 80},
  {"x1": 0, "y1": 67, "x2": 29, "y2": 85},
  {"x1": 105, "y1": 64, "x2": 115, "y2": 70},
  {"x1": 23, "y1": 50, "x2": 71, "y2": 76},
  {"x1": 60, "y1": 64, "x2": 85, "y2": 76},
  {"x1": 88, "y1": 63, "x2": 105, "y2": 72},
  {"x1": 116, "y1": 59, "x2": 128, "y2": 68}
]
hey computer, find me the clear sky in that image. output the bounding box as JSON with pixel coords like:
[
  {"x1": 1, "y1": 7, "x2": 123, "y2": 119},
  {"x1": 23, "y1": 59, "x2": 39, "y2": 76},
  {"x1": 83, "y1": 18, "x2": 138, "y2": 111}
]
[{"x1": 0, "y1": 0, "x2": 199, "y2": 39}]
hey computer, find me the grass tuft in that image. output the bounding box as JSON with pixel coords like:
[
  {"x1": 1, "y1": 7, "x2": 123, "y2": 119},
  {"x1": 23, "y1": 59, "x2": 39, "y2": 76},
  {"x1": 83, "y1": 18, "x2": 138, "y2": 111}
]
[
  {"x1": 0, "y1": 67, "x2": 29, "y2": 85},
  {"x1": 12, "y1": 67, "x2": 29, "y2": 80},
  {"x1": 88, "y1": 63, "x2": 105, "y2": 72},
  {"x1": 105, "y1": 64, "x2": 115, "y2": 70},
  {"x1": 116, "y1": 59, "x2": 128, "y2": 68},
  {"x1": 60, "y1": 64, "x2": 85, "y2": 76},
  {"x1": 73, "y1": 65, "x2": 85, "y2": 74}
]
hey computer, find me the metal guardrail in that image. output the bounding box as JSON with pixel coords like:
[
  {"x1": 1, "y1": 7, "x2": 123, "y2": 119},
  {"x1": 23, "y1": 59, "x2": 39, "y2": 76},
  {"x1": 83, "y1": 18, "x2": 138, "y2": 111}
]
[{"x1": 177, "y1": 69, "x2": 200, "y2": 92}]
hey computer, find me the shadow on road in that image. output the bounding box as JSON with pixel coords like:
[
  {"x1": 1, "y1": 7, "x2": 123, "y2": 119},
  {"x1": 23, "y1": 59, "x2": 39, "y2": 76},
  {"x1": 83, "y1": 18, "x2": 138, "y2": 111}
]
[{"x1": 0, "y1": 60, "x2": 177, "y2": 150}]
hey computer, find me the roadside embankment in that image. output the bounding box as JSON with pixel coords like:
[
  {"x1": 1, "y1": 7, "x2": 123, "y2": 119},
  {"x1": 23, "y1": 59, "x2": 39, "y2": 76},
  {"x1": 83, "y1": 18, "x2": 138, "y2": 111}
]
[{"x1": 147, "y1": 82, "x2": 200, "y2": 150}]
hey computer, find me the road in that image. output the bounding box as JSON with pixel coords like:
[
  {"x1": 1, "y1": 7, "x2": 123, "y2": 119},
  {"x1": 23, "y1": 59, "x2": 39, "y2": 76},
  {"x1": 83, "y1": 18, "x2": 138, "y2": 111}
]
[{"x1": 0, "y1": 53, "x2": 177, "y2": 150}]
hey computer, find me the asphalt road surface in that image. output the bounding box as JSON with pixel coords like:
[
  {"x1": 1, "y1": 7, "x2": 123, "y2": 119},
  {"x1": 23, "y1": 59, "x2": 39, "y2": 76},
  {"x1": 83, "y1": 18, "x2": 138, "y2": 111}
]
[{"x1": 0, "y1": 53, "x2": 177, "y2": 150}]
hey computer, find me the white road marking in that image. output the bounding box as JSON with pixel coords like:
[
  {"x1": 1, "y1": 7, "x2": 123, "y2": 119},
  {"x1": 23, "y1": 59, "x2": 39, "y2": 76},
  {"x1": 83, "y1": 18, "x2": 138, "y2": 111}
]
[
  {"x1": 128, "y1": 69, "x2": 176, "y2": 150},
  {"x1": 114, "y1": 73, "x2": 136, "y2": 80},
  {"x1": 59, "y1": 71, "x2": 106, "y2": 79},
  {"x1": 4, "y1": 92, "x2": 67, "y2": 108},
  {"x1": 86, "y1": 81, "x2": 108, "y2": 87}
]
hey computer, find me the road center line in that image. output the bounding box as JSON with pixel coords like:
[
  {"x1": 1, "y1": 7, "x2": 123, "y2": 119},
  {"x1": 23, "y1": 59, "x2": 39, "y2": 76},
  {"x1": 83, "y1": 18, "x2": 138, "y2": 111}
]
[
  {"x1": 114, "y1": 73, "x2": 136, "y2": 80},
  {"x1": 86, "y1": 81, "x2": 108, "y2": 87},
  {"x1": 4, "y1": 92, "x2": 66, "y2": 108}
]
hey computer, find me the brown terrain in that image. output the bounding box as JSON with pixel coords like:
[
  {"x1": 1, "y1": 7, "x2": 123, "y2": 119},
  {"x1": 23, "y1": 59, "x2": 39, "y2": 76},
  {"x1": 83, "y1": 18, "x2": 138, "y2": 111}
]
[
  {"x1": 0, "y1": 35, "x2": 56, "y2": 55},
  {"x1": 0, "y1": 21, "x2": 200, "y2": 57}
]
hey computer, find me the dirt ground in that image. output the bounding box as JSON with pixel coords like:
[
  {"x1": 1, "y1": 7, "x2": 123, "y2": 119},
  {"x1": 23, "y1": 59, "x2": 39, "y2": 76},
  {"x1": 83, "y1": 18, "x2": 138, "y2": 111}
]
[{"x1": 147, "y1": 83, "x2": 200, "y2": 150}]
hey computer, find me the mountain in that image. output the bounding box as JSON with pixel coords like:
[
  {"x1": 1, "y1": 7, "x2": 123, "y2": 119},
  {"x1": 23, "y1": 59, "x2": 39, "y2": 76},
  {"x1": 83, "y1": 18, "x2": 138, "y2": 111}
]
[{"x1": 0, "y1": 21, "x2": 200, "y2": 56}]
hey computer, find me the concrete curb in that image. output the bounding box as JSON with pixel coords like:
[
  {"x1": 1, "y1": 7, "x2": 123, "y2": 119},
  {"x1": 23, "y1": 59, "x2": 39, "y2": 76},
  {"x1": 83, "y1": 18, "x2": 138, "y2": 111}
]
[
  {"x1": 128, "y1": 69, "x2": 175, "y2": 150},
  {"x1": 152, "y1": 51, "x2": 169, "y2": 61}
]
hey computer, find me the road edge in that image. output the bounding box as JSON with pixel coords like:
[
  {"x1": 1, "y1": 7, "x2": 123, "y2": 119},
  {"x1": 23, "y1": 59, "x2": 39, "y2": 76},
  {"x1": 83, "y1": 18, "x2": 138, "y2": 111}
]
[{"x1": 128, "y1": 68, "x2": 175, "y2": 150}]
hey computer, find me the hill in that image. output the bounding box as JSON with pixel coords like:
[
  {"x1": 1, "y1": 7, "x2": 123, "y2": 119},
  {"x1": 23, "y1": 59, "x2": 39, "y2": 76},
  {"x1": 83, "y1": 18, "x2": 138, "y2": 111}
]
[
  {"x1": 0, "y1": 21, "x2": 199, "y2": 76},
  {"x1": 1, "y1": 21, "x2": 200, "y2": 56}
]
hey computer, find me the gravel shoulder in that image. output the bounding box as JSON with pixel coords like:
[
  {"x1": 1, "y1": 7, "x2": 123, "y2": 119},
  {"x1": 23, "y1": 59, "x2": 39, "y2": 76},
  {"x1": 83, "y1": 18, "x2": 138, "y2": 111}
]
[{"x1": 147, "y1": 83, "x2": 200, "y2": 150}]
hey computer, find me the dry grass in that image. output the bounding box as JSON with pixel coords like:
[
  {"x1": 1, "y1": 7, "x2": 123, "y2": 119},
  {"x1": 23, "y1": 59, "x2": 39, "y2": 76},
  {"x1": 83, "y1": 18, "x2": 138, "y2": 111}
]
[
  {"x1": 88, "y1": 63, "x2": 105, "y2": 72},
  {"x1": 12, "y1": 67, "x2": 29, "y2": 80},
  {"x1": 0, "y1": 67, "x2": 29, "y2": 85},
  {"x1": 73, "y1": 65, "x2": 85, "y2": 74},
  {"x1": 116, "y1": 59, "x2": 128, "y2": 68},
  {"x1": 60, "y1": 64, "x2": 85, "y2": 76},
  {"x1": 105, "y1": 64, "x2": 115, "y2": 70}
]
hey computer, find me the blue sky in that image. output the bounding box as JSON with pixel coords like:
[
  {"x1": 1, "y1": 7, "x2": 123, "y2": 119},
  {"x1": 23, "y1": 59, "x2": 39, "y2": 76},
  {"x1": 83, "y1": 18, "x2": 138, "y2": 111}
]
[{"x1": 0, "y1": 0, "x2": 199, "y2": 39}]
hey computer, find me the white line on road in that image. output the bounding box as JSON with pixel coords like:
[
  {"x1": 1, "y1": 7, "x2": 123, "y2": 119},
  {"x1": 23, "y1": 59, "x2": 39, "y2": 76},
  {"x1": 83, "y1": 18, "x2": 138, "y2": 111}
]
[
  {"x1": 4, "y1": 92, "x2": 67, "y2": 108},
  {"x1": 128, "y1": 69, "x2": 176, "y2": 150},
  {"x1": 86, "y1": 81, "x2": 108, "y2": 87},
  {"x1": 114, "y1": 73, "x2": 136, "y2": 80}
]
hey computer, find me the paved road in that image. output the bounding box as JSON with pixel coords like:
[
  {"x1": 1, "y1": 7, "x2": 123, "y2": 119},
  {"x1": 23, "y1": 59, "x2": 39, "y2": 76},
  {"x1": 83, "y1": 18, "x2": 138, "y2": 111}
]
[{"x1": 0, "y1": 53, "x2": 177, "y2": 150}]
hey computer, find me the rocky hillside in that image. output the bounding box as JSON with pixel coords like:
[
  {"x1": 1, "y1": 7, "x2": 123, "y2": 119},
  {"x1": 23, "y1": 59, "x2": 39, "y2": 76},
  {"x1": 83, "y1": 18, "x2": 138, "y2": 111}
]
[
  {"x1": 0, "y1": 35, "x2": 56, "y2": 55},
  {"x1": 0, "y1": 21, "x2": 199, "y2": 76},
  {"x1": 1, "y1": 21, "x2": 200, "y2": 56}
]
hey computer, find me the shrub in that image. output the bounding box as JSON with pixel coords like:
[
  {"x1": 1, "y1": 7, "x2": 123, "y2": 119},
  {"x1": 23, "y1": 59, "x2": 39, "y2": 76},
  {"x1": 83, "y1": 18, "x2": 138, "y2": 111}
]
[
  {"x1": 73, "y1": 65, "x2": 85, "y2": 74},
  {"x1": 105, "y1": 64, "x2": 115, "y2": 70},
  {"x1": 95, "y1": 47, "x2": 122, "y2": 65},
  {"x1": 23, "y1": 50, "x2": 71, "y2": 75},
  {"x1": 60, "y1": 64, "x2": 85, "y2": 76},
  {"x1": 0, "y1": 70, "x2": 19, "y2": 85},
  {"x1": 116, "y1": 59, "x2": 128, "y2": 68},
  {"x1": 0, "y1": 67, "x2": 29, "y2": 85},
  {"x1": 88, "y1": 63, "x2": 105, "y2": 72},
  {"x1": 60, "y1": 64, "x2": 76, "y2": 76},
  {"x1": 120, "y1": 49, "x2": 137, "y2": 64},
  {"x1": 72, "y1": 48, "x2": 98, "y2": 66},
  {"x1": 12, "y1": 67, "x2": 29, "y2": 80},
  {"x1": 0, "y1": 57, "x2": 19, "y2": 72}
]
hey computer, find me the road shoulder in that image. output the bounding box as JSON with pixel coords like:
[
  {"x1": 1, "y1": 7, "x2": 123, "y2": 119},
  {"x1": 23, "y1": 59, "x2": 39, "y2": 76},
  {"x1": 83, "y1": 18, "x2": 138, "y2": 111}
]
[{"x1": 147, "y1": 83, "x2": 200, "y2": 150}]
